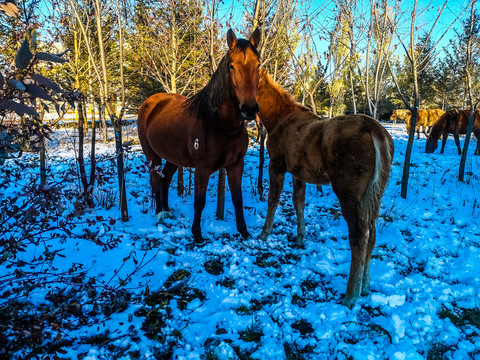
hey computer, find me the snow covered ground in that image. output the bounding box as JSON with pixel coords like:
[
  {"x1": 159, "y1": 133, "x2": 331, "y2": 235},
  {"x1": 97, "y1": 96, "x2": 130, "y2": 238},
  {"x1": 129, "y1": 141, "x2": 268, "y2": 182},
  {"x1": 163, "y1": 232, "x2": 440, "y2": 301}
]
[{"x1": 1, "y1": 122, "x2": 480, "y2": 359}]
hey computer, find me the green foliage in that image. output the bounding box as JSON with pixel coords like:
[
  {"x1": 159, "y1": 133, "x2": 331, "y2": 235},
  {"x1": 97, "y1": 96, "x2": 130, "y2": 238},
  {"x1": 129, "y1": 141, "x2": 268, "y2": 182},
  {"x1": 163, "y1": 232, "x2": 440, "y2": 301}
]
[
  {"x1": 239, "y1": 325, "x2": 263, "y2": 343},
  {"x1": 0, "y1": 35, "x2": 75, "y2": 163},
  {"x1": 15, "y1": 38, "x2": 33, "y2": 70}
]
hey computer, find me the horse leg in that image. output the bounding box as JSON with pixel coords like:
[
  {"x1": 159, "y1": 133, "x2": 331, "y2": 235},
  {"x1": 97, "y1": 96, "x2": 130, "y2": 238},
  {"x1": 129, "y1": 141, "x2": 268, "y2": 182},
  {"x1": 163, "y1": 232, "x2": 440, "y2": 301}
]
[
  {"x1": 259, "y1": 162, "x2": 285, "y2": 241},
  {"x1": 336, "y1": 191, "x2": 369, "y2": 309},
  {"x1": 361, "y1": 219, "x2": 377, "y2": 296},
  {"x1": 226, "y1": 160, "x2": 250, "y2": 239},
  {"x1": 292, "y1": 177, "x2": 306, "y2": 247},
  {"x1": 453, "y1": 133, "x2": 462, "y2": 155},
  {"x1": 439, "y1": 133, "x2": 447, "y2": 153},
  {"x1": 156, "y1": 161, "x2": 178, "y2": 222},
  {"x1": 475, "y1": 131, "x2": 480, "y2": 155},
  {"x1": 148, "y1": 159, "x2": 165, "y2": 223},
  {"x1": 192, "y1": 168, "x2": 211, "y2": 244}
]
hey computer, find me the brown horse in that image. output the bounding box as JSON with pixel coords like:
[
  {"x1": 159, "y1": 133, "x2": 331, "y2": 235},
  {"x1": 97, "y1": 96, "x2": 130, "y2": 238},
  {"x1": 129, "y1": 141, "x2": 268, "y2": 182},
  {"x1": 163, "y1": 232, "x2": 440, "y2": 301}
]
[
  {"x1": 257, "y1": 70, "x2": 394, "y2": 308},
  {"x1": 425, "y1": 109, "x2": 480, "y2": 155},
  {"x1": 391, "y1": 109, "x2": 444, "y2": 139},
  {"x1": 137, "y1": 29, "x2": 261, "y2": 243}
]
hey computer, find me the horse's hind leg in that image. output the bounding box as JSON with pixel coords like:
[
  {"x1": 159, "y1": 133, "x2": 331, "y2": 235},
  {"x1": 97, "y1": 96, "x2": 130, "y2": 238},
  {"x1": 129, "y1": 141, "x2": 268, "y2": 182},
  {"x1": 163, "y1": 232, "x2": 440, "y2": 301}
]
[
  {"x1": 292, "y1": 177, "x2": 306, "y2": 247},
  {"x1": 192, "y1": 167, "x2": 211, "y2": 244},
  {"x1": 149, "y1": 161, "x2": 164, "y2": 222},
  {"x1": 160, "y1": 161, "x2": 178, "y2": 212},
  {"x1": 336, "y1": 192, "x2": 369, "y2": 309},
  {"x1": 362, "y1": 219, "x2": 377, "y2": 296}
]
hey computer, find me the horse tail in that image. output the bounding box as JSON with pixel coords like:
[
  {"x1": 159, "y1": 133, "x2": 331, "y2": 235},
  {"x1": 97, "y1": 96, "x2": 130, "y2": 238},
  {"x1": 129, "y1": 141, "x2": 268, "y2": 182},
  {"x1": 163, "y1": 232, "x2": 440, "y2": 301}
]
[{"x1": 360, "y1": 131, "x2": 394, "y2": 217}]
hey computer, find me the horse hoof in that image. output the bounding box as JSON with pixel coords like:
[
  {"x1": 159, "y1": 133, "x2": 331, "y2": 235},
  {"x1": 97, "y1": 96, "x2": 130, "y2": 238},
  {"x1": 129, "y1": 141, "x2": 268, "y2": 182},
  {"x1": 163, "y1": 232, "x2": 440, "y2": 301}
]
[
  {"x1": 156, "y1": 211, "x2": 169, "y2": 224},
  {"x1": 295, "y1": 235, "x2": 305, "y2": 248},
  {"x1": 294, "y1": 241, "x2": 305, "y2": 249},
  {"x1": 193, "y1": 235, "x2": 207, "y2": 247},
  {"x1": 341, "y1": 296, "x2": 357, "y2": 309}
]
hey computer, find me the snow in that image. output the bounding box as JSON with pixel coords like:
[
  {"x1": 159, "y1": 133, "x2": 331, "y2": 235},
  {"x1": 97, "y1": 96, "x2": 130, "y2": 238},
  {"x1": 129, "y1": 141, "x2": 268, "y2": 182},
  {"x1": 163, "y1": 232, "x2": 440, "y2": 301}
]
[{"x1": 1, "y1": 122, "x2": 480, "y2": 359}]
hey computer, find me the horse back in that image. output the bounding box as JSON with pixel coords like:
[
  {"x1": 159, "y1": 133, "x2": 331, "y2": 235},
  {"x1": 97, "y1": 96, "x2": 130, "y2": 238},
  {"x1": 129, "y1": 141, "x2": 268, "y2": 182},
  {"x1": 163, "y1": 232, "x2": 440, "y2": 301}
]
[
  {"x1": 137, "y1": 93, "x2": 196, "y2": 168},
  {"x1": 268, "y1": 112, "x2": 393, "y2": 191},
  {"x1": 445, "y1": 110, "x2": 480, "y2": 135},
  {"x1": 424, "y1": 109, "x2": 445, "y2": 126}
]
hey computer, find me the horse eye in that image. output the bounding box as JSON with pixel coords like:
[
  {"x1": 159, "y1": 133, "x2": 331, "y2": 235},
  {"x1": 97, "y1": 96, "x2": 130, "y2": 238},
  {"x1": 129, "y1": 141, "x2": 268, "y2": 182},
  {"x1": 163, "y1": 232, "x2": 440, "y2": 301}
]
[{"x1": 229, "y1": 64, "x2": 235, "y2": 70}]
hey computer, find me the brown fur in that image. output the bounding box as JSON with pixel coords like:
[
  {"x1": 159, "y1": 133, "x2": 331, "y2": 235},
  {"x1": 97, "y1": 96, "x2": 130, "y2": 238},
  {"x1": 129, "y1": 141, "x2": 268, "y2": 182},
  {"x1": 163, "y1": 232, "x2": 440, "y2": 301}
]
[
  {"x1": 391, "y1": 109, "x2": 444, "y2": 139},
  {"x1": 425, "y1": 109, "x2": 480, "y2": 155},
  {"x1": 257, "y1": 70, "x2": 394, "y2": 308},
  {"x1": 137, "y1": 29, "x2": 261, "y2": 243}
]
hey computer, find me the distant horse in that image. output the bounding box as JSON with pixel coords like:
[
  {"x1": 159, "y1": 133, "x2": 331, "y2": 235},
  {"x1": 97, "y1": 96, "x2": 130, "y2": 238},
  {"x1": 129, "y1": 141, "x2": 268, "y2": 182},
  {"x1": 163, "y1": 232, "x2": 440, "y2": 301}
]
[
  {"x1": 391, "y1": 109, "x2": 444, "y2": 139},
  {"x1": 256, "y1": 70, "x2": 394, "y2": 308},
  {"x1": 425, "y1": 109, "x2": 480, "y2": 155},
  {"x1": 137, "y1": 29, "x2": 261, "y2": 243},
  {"x1": 390, "y1": 109, "x2": 410, "y2": 125}
]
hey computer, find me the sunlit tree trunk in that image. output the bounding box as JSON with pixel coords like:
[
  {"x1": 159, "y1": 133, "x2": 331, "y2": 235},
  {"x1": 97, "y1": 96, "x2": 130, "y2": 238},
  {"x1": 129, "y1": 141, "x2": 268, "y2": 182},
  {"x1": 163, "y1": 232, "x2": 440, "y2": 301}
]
[{"x1": 459, "y1": 1, "x2": 478, "y2": 182}]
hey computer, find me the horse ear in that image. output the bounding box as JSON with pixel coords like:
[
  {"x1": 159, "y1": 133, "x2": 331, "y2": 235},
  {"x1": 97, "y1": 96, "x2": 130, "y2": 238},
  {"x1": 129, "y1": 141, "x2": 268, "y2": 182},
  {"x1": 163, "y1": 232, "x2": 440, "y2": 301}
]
[
  {"x1": 227, "y1": 29, "x2": 237, "y2": 49},
  {"x1": 249, "y1": 27, "x2": 261, "y2": 48}
]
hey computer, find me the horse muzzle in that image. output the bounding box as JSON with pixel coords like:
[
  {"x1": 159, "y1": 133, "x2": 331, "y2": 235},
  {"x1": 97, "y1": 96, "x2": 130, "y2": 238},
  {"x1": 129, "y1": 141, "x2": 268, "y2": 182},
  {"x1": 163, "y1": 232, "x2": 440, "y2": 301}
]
[{"x1": 240, "y1": 102, "x2": 259, "y2": 121}]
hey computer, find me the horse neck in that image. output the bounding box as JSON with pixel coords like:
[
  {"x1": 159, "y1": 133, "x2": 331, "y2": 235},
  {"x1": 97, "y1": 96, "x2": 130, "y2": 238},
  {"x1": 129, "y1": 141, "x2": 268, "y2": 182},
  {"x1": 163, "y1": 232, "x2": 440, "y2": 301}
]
[
  {"x1": 430, "y1": 116, "x2": 447, "y2": 140},
  {"x1": 257, "y1": 71, "x2": 297, "y2": 133},
  {"x1": 186, "y1": 55, "x2": 232, "y2": 124}
]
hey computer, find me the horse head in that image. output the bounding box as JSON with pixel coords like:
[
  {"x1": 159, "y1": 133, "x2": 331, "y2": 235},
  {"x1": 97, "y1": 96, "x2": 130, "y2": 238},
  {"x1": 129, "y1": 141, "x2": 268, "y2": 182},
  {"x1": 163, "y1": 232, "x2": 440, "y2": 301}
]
[
  {"x1": 425, "y1": 134, "x2": 438, "y2": 153},
  {"x1": 226, "y1": 28, "x2": 261, "y2": 121}
]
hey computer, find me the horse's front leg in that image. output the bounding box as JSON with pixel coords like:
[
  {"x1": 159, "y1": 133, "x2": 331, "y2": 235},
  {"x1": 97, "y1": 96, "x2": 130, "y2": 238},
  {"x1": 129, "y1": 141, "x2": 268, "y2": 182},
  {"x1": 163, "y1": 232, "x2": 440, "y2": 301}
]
[
  {"x1": 226, "y1": 160, "x2": 250, "y2": 239},
  {"x1": 292, "y1": 177, "x2": 306, "y2": 247},
  {"x1": 259, "y1": 162, "x2": 285, "y2": 241},
  {"x1": 192, "y1": 167, "x2": 211, "y2": 244},
  {"x1": 440, "y1": 133, "x2": 448, "y2": 154}
]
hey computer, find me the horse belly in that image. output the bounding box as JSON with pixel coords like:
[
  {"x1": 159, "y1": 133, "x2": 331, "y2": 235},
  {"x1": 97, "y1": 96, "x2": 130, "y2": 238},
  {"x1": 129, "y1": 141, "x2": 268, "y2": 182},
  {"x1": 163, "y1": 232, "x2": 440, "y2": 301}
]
[
  {"x1": 286, "y1": 145, "x2": 330, "y2": 185},
  {"x1": 147, "y1": 131, "x2": 194, "y2": 167},
  {"x1": 293, "y1": 170, "x2": 330, "y2": 185}
]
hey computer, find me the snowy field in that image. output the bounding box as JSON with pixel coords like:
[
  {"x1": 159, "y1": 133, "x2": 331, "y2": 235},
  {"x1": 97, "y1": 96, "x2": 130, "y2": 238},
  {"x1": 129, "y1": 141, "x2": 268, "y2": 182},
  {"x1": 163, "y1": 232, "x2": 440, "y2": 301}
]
[{"x1": 1, "y1": 122, "x2": 480, "y2": 359}]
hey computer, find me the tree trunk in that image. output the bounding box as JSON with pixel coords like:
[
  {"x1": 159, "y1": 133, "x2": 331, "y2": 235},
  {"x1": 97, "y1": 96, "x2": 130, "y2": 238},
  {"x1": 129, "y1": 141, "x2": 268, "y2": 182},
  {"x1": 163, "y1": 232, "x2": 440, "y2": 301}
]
[
  {"x1": 38, "y1": 102, "x2": 47, "y2": 185},
  {"x1": 113, "y1": 115, "x2": 128, "y2": 221},
  {"x1": 89, "y1": 100, "x2": 97, "y2": 188},
  {"x1": 77, "y1": 98, "x2": 94, "y2": 207},
  {"x1": 100, "y1": 100, "x2": 108, "y2": 141},
  {"x1": 400, "y1": 108, "x2": 418, "y2": 199},
  {"x1": 40, "y1": 140, "x2": 46, "y2": 185},
  {"x1": 459, "y1": 2, "x2": 477, "y2": 182},
  {"x1": 401, "y1": 5, "x2": 420, "y2": 199}
]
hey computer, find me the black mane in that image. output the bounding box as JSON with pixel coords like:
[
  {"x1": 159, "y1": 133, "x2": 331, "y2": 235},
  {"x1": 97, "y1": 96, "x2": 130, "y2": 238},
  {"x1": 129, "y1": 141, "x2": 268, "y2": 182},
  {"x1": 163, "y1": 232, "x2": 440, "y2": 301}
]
[{"x1": 186, "y1": 39, "x2": 258, "y2": 122}]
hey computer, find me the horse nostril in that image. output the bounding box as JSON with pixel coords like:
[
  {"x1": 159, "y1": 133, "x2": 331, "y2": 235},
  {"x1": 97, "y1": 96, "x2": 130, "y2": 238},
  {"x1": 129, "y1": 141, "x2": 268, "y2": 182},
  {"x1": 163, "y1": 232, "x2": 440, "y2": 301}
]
[{"x1": 240, "y1": 103, "x2": 259, "y2": 120}]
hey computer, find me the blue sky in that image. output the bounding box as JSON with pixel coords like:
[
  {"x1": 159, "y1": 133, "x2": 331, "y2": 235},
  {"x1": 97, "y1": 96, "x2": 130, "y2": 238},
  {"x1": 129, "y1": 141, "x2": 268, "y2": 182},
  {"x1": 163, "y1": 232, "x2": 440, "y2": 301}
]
[{"x1": 215, "y1": 0, "x2": 472, "y2": 52}]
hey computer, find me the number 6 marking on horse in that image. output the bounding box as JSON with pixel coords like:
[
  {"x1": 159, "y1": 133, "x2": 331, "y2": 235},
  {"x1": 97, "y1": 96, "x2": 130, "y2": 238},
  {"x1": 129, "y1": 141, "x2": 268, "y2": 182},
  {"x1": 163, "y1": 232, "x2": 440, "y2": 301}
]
[{"x1": 194, "y1": 139, "x2": 199, "y2": 150}]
